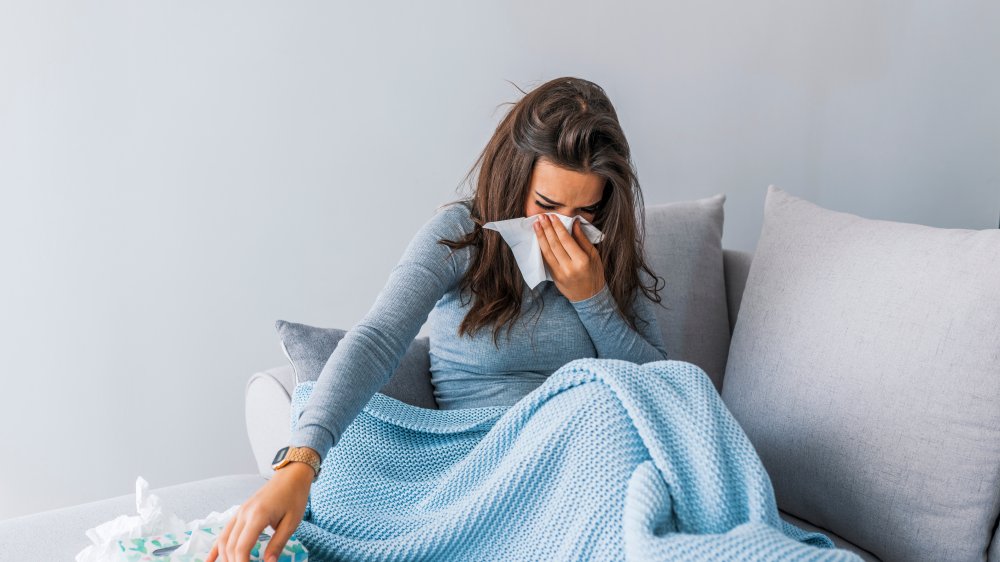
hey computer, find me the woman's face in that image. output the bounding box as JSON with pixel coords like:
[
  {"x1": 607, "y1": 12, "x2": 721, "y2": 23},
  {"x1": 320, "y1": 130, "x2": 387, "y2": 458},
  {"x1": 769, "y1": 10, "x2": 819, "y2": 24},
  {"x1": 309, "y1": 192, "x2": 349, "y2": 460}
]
[{"x1": 523, "y1": 157, "x2": 605, "y2": 222}]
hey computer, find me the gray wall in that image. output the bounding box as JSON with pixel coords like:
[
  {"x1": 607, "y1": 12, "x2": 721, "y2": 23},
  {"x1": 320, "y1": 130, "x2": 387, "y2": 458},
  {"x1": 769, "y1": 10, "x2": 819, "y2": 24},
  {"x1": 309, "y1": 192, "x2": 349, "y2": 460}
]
[{"x1": 1, "y1": 0, "x2": 997, "y2": 521}]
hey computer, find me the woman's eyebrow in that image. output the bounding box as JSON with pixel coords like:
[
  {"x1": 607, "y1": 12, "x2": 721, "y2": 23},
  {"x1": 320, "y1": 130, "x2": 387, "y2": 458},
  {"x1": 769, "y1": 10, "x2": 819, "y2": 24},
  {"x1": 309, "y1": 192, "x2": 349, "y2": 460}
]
[{"x1": 535, "y1": 190, "x2": 601, "y2": 208}]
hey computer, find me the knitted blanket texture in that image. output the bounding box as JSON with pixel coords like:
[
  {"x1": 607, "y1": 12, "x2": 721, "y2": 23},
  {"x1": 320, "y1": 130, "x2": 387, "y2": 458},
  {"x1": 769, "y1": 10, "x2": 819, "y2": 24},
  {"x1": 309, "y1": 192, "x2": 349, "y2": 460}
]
[{"x1": 288, "y1": 358, "x2": 863, "y2": 561}]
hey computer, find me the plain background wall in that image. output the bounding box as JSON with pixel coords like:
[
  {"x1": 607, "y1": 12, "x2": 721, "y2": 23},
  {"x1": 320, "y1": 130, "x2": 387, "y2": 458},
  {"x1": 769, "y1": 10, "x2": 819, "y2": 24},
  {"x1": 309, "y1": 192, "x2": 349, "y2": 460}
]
[{"x1": 1, "y1": 0, "x2": 998, "y2": 521}]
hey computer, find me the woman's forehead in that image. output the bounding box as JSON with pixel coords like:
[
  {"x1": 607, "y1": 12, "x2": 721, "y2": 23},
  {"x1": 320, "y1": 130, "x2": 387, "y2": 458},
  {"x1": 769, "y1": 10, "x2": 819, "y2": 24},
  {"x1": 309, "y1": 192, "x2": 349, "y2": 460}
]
[{"x1": 529, "y1": 159, "x2": 603, "y2": 205}]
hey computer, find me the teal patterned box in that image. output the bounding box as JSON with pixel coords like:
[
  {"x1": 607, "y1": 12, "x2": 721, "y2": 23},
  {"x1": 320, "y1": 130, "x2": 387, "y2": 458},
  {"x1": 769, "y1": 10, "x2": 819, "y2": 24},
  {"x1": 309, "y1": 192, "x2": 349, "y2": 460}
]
[{"x1": 112, "y1": 525, "x2": 308, "y2": 561}]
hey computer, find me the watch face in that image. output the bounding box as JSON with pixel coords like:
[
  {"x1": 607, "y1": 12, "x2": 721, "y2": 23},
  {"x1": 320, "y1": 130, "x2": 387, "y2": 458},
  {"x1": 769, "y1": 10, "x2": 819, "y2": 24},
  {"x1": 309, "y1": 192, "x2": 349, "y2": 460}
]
[{"x1": 271, "y1": 446, "x2": 289, "y2": 465}]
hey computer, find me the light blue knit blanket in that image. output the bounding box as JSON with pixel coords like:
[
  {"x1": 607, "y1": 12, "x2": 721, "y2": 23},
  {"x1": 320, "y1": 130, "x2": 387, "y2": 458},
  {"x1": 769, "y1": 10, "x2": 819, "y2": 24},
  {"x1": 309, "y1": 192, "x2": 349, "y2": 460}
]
[{"x1": 288, "y1": 358, "x2": 863, "y2": 561}]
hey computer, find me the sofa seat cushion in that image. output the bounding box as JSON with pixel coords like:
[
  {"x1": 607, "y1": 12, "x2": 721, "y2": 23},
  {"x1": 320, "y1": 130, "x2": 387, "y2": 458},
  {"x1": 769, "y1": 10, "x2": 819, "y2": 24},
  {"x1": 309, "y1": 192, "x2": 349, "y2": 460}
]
[
  {"x1": 0, "y1": 473, "x2": 267, "y2": 562},
  {"x1": 779, "y1": 510, "x2": 879, "y2": 561},
  {"x1": 721, "y1": 185, "x2": 1000, "y2": 562}
]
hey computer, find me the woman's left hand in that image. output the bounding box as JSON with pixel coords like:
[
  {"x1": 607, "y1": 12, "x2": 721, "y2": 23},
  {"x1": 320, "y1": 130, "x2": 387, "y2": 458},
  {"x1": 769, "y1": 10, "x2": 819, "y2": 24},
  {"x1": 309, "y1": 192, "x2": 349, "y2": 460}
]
[{"x1": 534, "y1": 213, "x2": 606, "y2": 302}]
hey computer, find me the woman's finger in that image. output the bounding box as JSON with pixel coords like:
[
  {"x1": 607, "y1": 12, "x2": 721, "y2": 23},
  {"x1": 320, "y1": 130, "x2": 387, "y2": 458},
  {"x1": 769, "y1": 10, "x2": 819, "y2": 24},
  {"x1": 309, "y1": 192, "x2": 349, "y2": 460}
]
[
  {"x1": 572, "y1": 221, "x2": 597, "y2": 258},
  {"x1": 538, "y1": 214, "x2": 571, "y2": 266},
  {"x1": 233, "y1": 516, "x2": 266, "y2": 562},
  {"x1": 534, "y1": 219, "x2": 559, "y2": 270},
  {"x1": 213, "y1": 513, "x2": 237, "y2": 562},
  {"x1": 264, "y1": 512, "x2": 299, "y2": 562},
  {"x1": 226, "y1": 515, "x2": 247, "y2": 562},
  {"x1": 549, "y1": 217, "x2": 587, "y2": 262}
]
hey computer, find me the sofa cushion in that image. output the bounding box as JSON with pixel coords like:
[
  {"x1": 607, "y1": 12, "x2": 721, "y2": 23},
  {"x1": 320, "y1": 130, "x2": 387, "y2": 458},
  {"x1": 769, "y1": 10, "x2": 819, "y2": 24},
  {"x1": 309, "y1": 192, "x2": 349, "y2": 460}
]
[
  {"x1": 778, "y1": 511, "x2": 878, "y2": 562},
  {"x1": 642, "y1": 193, "x2": 730, "y2": 390},
  {"x1": 275, "y1": 319, "x2": 438, "y2": 409},
  {"x1": 720, "y1": 185, "x2": 1000, "y2": 562}
]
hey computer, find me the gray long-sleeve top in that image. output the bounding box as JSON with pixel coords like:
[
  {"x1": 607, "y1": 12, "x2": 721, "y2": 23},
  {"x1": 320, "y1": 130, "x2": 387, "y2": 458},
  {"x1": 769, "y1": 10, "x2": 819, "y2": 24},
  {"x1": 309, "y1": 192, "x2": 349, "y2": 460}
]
[{"x1": 289, "y1": 200, "x2": 669, "y2": 464}]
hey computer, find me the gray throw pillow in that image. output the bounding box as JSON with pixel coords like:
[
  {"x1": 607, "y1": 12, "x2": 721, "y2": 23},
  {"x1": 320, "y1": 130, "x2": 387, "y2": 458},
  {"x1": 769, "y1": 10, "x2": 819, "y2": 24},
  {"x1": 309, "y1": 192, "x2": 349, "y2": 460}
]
[
  {"x1": 721, "y1": 185, "x2": 1000, "y2": 562},
  {"x1": 642, "y1": 193, "x2": 730, "y2": 390},
  {"x1": 274, "y1": 319, "x2": 438, "y2": 409}
]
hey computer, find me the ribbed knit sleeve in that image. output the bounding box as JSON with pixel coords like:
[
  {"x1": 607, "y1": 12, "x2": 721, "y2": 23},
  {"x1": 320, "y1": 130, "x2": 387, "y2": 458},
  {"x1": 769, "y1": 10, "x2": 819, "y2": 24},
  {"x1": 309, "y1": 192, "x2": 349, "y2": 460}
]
[
  {"x1": 288, "y1": 203, "x2": 471, "y2": 464},
  {"x1": 569, "y1": 284, "x2": 669, "y2": 364}
]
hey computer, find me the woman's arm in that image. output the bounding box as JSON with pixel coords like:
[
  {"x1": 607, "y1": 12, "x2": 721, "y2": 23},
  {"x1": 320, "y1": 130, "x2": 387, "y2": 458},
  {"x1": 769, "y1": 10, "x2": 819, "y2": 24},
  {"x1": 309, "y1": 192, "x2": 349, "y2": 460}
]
[
  {"x1": 288, "y1": 204, "x2": 471, "y2": 464},
  {"x1": 569, "y1": 284, "x2": 669, "y2": 364}
]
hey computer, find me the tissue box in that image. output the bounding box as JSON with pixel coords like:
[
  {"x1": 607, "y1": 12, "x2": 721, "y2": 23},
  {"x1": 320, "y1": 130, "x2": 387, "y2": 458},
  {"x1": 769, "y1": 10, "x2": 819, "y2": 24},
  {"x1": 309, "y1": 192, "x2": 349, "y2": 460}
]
[{"x1": 112, "y1": 525, "x2": 308, "y2": 561}]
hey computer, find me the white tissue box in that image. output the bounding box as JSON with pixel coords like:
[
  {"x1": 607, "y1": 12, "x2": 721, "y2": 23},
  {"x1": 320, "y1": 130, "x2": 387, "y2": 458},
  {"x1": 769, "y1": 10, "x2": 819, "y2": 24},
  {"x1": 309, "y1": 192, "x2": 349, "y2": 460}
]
[{"x1": 111, "y1": 525, "x2": 308, "y2": 561}]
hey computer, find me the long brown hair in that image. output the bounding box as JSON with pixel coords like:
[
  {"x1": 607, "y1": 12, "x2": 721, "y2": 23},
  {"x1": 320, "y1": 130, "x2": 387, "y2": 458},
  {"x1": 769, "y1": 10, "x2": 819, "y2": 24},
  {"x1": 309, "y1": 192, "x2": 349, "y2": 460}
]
[{"x1": 437, "y1": 76, "x2": 665, "y2": 348}]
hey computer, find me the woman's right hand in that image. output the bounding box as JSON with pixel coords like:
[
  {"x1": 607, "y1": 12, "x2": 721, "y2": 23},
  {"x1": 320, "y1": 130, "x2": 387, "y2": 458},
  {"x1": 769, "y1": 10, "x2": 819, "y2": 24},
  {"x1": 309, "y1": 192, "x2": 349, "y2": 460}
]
[{"x1": 206, "y1": 461, "x2": 314, "y2": 562}]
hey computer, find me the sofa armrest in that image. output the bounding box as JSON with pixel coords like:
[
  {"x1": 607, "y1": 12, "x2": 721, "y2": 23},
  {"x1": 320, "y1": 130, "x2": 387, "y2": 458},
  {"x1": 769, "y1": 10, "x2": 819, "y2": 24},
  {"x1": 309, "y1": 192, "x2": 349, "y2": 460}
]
[{"x1": 244, "y1": 365, "x2": 295, "y2": 478}]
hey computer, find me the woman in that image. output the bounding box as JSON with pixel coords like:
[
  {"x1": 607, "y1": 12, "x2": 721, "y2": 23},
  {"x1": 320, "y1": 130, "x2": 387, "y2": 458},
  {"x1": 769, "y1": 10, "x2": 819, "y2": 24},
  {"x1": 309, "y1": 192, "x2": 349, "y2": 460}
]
[{"x1": 208, "y1": 76, "x2": 669, "y2": 562}]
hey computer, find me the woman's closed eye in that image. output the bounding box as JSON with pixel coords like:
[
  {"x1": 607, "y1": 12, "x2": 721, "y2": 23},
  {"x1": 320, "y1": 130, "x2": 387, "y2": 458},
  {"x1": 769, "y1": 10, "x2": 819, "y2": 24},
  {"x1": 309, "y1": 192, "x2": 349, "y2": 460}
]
[{"x1": 536, "y1": 201, "x2": 599, "y2": 214}]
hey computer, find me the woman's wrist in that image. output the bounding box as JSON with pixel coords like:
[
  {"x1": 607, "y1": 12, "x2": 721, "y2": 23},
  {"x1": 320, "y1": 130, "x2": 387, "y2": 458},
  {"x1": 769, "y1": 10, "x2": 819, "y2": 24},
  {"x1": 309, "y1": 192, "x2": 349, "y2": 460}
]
[
  {"x1": 277, "y1": 460, "x2": 317, "y2": 486},
  {"x1": 569, "y1": 282, "x2": 610, "y2": 307}
]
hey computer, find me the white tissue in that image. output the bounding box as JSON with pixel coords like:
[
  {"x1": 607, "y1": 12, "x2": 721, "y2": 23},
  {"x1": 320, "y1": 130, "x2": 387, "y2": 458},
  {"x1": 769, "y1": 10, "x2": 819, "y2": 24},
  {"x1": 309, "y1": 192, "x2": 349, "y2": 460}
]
[
  {"x1": 482, "y1": 212, "x2": 604, "y2": 290},
  {"x1": 75, "y1": 476, "x2": 245, "y2": 562}
]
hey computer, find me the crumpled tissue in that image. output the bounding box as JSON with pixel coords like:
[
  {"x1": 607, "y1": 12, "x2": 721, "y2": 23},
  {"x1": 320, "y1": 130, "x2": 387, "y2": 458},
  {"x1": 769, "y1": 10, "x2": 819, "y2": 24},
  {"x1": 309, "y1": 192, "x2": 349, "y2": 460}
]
[
  {"x1": 75, "y1": 476, "x2": 308, "y2": 562},
  {"x1": 482, "y1": 212, "x2": 604, "y2": 289}
]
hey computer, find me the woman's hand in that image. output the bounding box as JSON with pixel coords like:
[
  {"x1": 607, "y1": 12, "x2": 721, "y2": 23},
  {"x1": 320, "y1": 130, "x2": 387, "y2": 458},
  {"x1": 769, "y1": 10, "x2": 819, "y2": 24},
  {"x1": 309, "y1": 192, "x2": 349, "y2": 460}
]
[
  {"x1": 534, "y1": 213, "x2": 606, "y2": 302},
  {"x1": 206, "y1": 462, "x2": 313, "y2": 562}
]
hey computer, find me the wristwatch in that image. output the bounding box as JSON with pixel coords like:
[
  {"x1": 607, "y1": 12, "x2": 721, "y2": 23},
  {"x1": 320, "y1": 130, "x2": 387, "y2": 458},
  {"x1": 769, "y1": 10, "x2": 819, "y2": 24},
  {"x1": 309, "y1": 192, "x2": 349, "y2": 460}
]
[{"x1": 271, "y1": 446, "x2": 322, "y2": 482}]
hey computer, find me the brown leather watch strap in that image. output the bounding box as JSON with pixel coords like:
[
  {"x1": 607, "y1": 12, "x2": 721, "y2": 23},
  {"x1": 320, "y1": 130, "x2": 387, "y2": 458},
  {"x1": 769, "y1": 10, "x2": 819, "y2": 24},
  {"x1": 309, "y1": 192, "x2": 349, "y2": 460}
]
[{"x1": 283, "y1": 446, "x2": 321, "y2": 482}]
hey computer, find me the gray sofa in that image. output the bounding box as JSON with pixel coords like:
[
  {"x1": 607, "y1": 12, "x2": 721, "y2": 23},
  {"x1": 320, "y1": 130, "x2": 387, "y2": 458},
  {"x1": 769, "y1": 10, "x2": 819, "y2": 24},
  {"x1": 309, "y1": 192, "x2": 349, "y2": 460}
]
[
  {"x1": 0, "y1": 247, "x2": 883, "y2": 561},
  {"x1": 6, "y1": 188, "x2": 999, "y2": 561}
]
